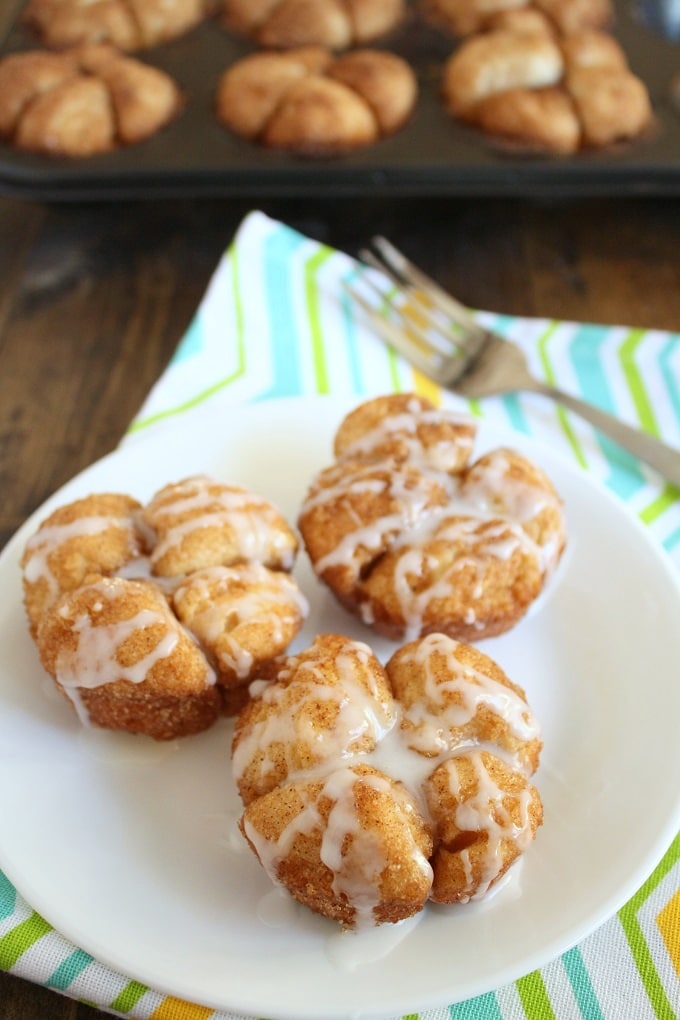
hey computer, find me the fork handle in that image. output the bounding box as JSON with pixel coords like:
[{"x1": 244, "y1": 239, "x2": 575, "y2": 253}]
[{"x1": 531, "y1": 382, "x2": 680, "y2": 487}]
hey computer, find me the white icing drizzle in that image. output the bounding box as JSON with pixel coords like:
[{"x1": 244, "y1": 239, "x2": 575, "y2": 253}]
[
  {"x1": 325, "y1": 910, "x2": 423, "y2": 972},
  {"x1": 443, "y1": 750, "x2": 535, "y2": 903},
  {"x1": 308, "y1": 463, "x2": 441, "y2": 582},
  {"x1": 173, "y1": 564, "x2": 309, "y2": 679},
  {"x1": 244, "y1": 765, "x2": 433, "y2": 931},
  {"x1": 23, "y1": 514, "x2": 135, "y2": 592},
  {"x1": 396, "y1": 633, "x2": 540, "y2": 757},
  {"x1": 320, "y1": 768, "x2": 391, "y2": 928},
  {"x1": 232, "y1": 641, "x2": 397, "y2": 786},
  {"x1": 58, "y1": 608, "x2": 178, "y2": 690},
  {"x1": 340, "y1": 406, "x2": 474, "y2": 472},
  {"x1": 146, "y1": 475, "x2": 295, "y2": 570},
  {"x1": 54, "y1": 578, "x2": 215, "y2": 724}
]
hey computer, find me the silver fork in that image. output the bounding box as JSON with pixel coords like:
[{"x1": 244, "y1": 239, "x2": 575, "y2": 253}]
[{"x1": 348, "y1": 236, "x2": 680, "y2": 488}]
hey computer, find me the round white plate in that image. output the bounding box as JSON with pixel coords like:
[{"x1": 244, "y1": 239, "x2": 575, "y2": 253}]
[{"x1": 1, "y1": 394, "x2": 679, "y2": 1020}]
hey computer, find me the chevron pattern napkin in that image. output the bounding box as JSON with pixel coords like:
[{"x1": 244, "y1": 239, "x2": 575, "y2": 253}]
[{"x1": 1, "y1": 210, "x2": 678, "y2": 1020}]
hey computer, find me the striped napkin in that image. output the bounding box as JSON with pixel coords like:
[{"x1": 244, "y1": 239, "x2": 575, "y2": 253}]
[{"x1": 1, "y1": 210, "x2": 679, "y2": 1020}]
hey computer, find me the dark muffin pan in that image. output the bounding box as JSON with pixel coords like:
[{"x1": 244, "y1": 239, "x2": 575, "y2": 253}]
[{"x1": 0, "y1": 0, "x2": 678, "y2": 199}]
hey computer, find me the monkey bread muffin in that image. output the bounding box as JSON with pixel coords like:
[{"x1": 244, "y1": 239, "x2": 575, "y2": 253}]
[
  {"x1": 441, "y1": 24, "x2": 652, "y2": 154},
  {"x1": 430, "y1": 0, "x2": 653, "y2": 155},
  {"x1": 22, "y1": 474, "x2": 307, "y2": 736},
  {"x1": 298, "y1": 394, "x2": 566, "y2": 642},
  {"x1": 218, "y1": 0, "x2": 406, "y2": 50},
  {"x1": 215, "y1": 46, "x2": 417, "y2": 155},
  {"x1": 421, "y1": 0, "x2": 613, "y2": 37},
  {"x1": 233, "y1": 631, "x2": 543, "y2": 927},
  {"x1": 23, "y1": 0, "x2": 208, "y2": 51},
  {"x1": 0, "y1": 45, "x2": 182, "y2": 157}
]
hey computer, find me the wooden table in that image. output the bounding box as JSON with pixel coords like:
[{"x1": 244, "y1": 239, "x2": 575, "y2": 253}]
[{"x1": 0, "y1": 192, "x2": 679, "y2": 1019}]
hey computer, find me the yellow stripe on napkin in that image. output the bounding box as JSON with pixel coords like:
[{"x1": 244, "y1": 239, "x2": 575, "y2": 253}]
[
  {"x1": 658, "y1": 891, "x2": 680, "y2": 979},
  {"x1": 149, "y1": 997, "x2": 214, "y2": 1020}
]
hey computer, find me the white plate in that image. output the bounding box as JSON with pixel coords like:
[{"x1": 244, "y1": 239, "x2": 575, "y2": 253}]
[{"x1": 1, "y1": 394, "x2": 679, "y2": 1020}]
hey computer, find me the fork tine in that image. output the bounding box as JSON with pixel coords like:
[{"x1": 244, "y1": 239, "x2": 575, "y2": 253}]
[
  {"x1": 369, "y1": 236, "x2": 485, "y2": 336},
  {"x1": 359, "y1": 245, "x2": 449, "y2": 328},
  {"x1": 343, "y1": 280, "x2": 447, "y2": 381},
  {"x1": 356, "y1": 249, "x2": 466, "y2": 358}
]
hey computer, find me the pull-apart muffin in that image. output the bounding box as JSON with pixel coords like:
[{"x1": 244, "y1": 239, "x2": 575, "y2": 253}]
[
  {"x1": 22, "y1": 474, "x2": 307, "y2": 736},
  {"x1": 0, "y1": 45, "x2": 181, "y2": 157},
  {"x1": 215, "y1": 46, "x2": 417, "y2": 155},
  {"x1": 299, "y1": 394, "x2": 566, "y2": 642},
  {"x1": 422, "y1": 0, "x2": 613, "y2": 37},
  {"x1": 440, "y1": 19, "x2": 652, "y2": 154},
  {"x1": 218, "y1": 0, "x2": 406, "y2": 50},
  {"x1": 23, "y1": 0, "x2": 208, "y2": 51},
  {"x1": 233, "y1": 631, "x2": 543, "y2": 927}
]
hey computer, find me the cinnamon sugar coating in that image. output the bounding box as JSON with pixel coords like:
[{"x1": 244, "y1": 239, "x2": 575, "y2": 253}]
[
  {"x1": 333, "y1": 391, "x2": 476, "y2": 473},
  {"x1": 23, "y1": 0, "x2": 207, "y2": 51},
  {"x1": 218, "y1": 0, "x2": 405, "y2": 50},
  {"x1": 422, "y1": 0, "x2": 612, "y2": 37},
  {"x1": 299, "y1": 394, "x2": 566, "y2": 643},
  {"x1": 232, "y1": 631, "x2": 543, "y2": 927},
  {"x1": 424, "y1": 749, "x2": 543, "y2": 903},
  {"x1": 232, "y1": 633, "x2": 396, "y2": 805},
  {"x1": 386, "y1": 633, "x2": 542, "y2": 773},
  {"x1": 141, "y1": 474, "x2": 299, "y2": 576},
  {"x1": 0, "y1": 45, "x2": 181, "y2": 157},
  {"x1": 172, "y1": 562, "x2": 308, "y2": 691},
  {"x1": 37, "y1": 576, "x2": 221, "y2": 739},
  {"x1": 21, "y1": 492, "x2": 144, "y2": 636},
  {"x1": 300, "y1": 456, "x2": 451, "y2": 609},
  {"x1": 241, "y1": 765, "x2": 434, "y2": 926},
  {"x1": 215, "y1": 46, "x2": 417, "y2": 155}
]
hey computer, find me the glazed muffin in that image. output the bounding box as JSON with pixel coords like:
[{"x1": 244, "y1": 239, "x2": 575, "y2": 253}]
[
  {"x1": 233, "y1": 632, "x2": 543, "y2": 927},
  {"x1": 23, "y1": 0, "x2": 208, "y2": 51},
  {"x1": 215, "y1": 46, "x2": 417, "y2": 155},
  {"x1": 0, "y1": 45, "x2": 182, "y2": 157},
  {"x1": 218, "y1": 0, "x2": 406, "y2": 50},
  {"x1": 22, "y1": 474, "x2": 307, "y2": 735},
  {"x1": 298, "y1": 394, "x2": 566, "y2": 642}
]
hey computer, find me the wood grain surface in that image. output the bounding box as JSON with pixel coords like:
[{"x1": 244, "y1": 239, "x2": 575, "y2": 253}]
[{"x1": 0, "y1": 193, "x2": 679, "y2": 1019}]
